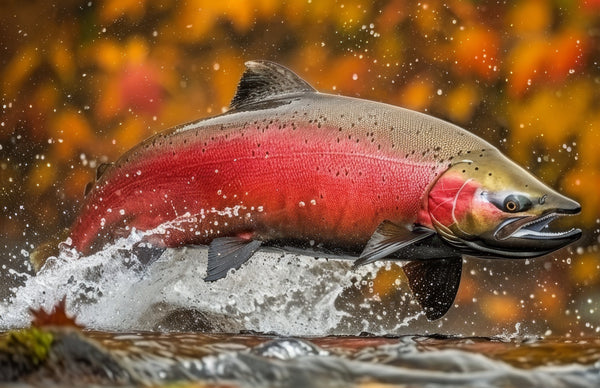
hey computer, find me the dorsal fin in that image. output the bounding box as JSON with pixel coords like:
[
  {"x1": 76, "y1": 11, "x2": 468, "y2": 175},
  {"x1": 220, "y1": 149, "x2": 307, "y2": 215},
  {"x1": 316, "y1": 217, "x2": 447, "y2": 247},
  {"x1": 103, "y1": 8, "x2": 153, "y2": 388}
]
[
  {"x1": 229, "y1": 60, "x2": 317, "y2": 110},
  {"x1": 96, "y1": 162, "x2": 113, "y2": 180},
  {"x1": 84, "y1": 181, "x2": 94, "y2": 197}
]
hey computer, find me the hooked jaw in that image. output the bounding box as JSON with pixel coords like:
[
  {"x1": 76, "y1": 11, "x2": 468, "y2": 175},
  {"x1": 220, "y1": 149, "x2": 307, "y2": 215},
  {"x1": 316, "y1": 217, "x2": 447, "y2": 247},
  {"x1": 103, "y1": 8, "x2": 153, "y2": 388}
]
[{"x1": 480, "y1": 197, "x2": 582, "y2": 258}]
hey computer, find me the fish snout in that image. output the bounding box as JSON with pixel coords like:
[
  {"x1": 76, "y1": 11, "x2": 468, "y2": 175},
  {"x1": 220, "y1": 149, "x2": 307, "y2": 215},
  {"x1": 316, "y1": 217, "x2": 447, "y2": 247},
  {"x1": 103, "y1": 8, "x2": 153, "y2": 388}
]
[{"x1": 543, "y1": 192, "x2": 581, "y2": 215}]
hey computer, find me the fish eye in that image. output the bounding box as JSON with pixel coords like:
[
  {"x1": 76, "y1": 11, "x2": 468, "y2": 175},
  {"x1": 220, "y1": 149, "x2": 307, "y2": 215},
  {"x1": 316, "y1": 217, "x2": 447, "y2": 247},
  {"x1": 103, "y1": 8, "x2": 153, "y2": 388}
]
[{"x1": 503, "y1": 194, "x2": 532, "y2": 213}]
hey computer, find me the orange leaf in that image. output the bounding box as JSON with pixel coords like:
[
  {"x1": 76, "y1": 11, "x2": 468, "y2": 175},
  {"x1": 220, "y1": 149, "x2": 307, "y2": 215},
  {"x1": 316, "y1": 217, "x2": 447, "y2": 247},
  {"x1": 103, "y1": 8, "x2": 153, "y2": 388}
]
[{"x1": 30, "y1": 298, "x2": 83, "y2": 329}]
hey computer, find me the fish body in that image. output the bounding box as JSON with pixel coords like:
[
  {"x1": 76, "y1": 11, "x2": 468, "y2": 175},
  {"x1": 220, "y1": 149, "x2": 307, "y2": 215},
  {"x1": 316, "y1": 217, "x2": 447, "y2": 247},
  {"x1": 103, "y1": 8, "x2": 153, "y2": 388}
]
[
  {"x1": 33, "y1": 61, "x2": 581, "y2": 319},
  {"x1": 72, "y1": 91, "x2": 484, "y2": 254}
]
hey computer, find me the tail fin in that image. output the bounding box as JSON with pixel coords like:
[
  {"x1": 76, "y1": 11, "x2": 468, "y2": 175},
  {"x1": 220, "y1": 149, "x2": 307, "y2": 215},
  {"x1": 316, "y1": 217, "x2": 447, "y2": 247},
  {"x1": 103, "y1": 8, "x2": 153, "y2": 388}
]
[{"x1": 30, "y1": 228, "x2": 70, "y2": 272}]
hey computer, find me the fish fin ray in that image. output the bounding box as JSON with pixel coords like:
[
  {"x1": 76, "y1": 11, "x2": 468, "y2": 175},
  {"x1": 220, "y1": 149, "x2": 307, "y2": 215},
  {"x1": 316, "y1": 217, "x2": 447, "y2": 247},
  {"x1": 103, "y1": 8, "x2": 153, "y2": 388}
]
[
  {"x1": 229, "y1": 61, "x2": 316, "y2": 110},
  {"x1": 353, "y1": 220, "x2": 435, "y2": 267},
  {"x1": 403, "y1": 257, "x2": 462, "y2": 320},
  {"x1": 204, "y1": 237, "x2": 262, "y2": 281}
]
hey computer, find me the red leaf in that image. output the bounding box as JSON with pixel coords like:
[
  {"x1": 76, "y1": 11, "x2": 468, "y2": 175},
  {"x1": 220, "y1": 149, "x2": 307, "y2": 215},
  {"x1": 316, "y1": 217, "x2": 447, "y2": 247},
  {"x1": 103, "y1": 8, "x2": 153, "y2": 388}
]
[{"x1": 30, "y1": 297, "x2": 83, "y2": 329}]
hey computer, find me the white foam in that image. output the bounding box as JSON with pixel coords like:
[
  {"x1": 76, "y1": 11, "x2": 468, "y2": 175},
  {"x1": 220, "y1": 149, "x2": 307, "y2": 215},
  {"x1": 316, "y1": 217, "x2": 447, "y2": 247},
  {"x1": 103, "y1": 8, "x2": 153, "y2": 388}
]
[{"x1": 0, "y1": 234, "x2": 428, "y2": 335}]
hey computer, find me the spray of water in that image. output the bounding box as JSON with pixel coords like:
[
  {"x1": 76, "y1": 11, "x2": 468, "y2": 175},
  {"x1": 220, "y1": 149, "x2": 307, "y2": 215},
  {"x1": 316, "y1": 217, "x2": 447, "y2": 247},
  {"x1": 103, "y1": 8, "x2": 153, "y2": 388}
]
[{"x1": 0, "y1": 232, "x2": 427, "y2": 335}]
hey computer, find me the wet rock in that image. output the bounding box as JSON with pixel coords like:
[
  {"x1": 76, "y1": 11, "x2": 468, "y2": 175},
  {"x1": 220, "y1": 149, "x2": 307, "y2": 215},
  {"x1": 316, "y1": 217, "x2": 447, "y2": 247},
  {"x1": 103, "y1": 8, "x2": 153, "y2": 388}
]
[{"x1": 0, "y1": 327, "x2": 133, "y2": 385}]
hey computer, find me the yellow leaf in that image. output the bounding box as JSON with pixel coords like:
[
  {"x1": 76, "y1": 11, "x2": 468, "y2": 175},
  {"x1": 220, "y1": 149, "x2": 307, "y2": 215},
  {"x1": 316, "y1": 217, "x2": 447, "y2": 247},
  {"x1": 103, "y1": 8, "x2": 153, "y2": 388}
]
[
  {"x1": 93, "y1": 40, "x2": 124, "y2": 72},
  {"x1": 398, "y1": 79, "x2": 433, "y2": 111},
  {"x1": 50, "y1": 42, "x2": 75, "y2": 83},
  {"x1": 508, "y1": 0, "x2": 551, "y2": 35},
  {"x1": 480, "y1": 295, "x2": 522, "y2": 323},
  {"x1": 372, "y1": 264, "x2": 405, "y2": 299},
  {"x1": 27, "y1": 163, "x2": 57, "y2": 194},
  {"x1": 49, "y1": 109, "x2": 95, "y2": 161},
  {"x1": 125, "y1": 36, "x2": 150, "y2": 66},
  {"x1": 99, "y1": 0, "x2": 147, "y2": 23},
  {"x1": 444, "y1": 84, "x2": 479, "y2": 123},
  {"x1": 112, "y1": 117, "x2": 148, "y2": 153},
  {"x1": 2, "y1": 45, "x2": 41, "y2": 98},
  {"x1": 571, "y1": 253, "x2": 600, "y2": 285}
]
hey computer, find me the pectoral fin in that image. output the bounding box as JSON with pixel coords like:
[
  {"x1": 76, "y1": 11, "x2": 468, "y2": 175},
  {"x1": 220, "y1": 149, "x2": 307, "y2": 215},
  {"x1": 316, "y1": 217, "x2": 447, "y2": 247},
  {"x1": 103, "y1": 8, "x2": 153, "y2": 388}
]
[
  {"x1": 353, "y1": 220, "x2": 435, "y2": 267},
  {"x1": 403, "y1": 257, "x2": 462, "y2": 320},
  {"x1": 204, "y1": 237, "x2": 262, "y2": 281}
]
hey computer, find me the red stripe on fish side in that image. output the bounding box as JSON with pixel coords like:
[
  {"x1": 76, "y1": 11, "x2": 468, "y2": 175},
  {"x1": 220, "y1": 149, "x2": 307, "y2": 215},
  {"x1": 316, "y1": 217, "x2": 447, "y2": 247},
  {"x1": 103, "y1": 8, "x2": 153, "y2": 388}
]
[{"x1": 69, "y1": 126, "x2": 443, "y2": 253}]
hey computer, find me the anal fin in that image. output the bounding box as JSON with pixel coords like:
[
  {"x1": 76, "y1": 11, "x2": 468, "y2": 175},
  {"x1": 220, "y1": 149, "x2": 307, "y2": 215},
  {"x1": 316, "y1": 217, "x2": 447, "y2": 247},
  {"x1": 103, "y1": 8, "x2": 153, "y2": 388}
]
[
  {"x1": 204, "y1": 237, "x2": 262, "y2": 281},
  {"x1": 403, "y1": 257, "x2": 462, "y2": 320}
]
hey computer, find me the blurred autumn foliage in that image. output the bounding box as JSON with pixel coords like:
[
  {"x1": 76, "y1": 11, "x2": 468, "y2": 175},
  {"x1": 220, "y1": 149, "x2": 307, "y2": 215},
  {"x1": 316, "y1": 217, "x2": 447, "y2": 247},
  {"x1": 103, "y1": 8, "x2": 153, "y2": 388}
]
[{"x1": 1, "y1": 0, "x2": 599, "y2": 332}]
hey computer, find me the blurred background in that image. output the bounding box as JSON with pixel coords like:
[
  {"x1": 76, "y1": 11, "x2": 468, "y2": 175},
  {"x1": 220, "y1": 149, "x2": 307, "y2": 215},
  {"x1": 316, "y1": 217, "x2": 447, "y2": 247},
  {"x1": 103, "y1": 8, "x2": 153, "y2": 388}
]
[{"x1": 1, "y1": 0, "x2": 599, "y2": 335}]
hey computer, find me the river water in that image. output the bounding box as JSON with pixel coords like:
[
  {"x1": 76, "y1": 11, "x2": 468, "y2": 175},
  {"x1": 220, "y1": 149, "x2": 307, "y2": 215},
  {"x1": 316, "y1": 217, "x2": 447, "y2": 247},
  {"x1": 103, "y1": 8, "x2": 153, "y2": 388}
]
[
  {"x1": 5, "y1": 331, "x2": 600, "y2": 387},
  {"x1": 1, "y1": 240, "x2": 600, "y2": 386}
]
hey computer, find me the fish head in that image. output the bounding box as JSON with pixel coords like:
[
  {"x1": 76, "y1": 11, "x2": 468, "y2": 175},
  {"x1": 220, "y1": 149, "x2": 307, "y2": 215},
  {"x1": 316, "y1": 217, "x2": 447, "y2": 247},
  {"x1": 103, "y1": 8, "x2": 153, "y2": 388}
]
[{"x1": 425, "y1": 150, "x2": 581, "y2": 258}]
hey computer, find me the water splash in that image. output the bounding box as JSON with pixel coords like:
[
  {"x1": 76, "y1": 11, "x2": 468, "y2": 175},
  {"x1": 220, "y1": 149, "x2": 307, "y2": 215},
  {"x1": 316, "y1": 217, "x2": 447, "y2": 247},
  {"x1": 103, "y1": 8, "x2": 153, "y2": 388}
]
[{"x1": 0, "y1": 234, "x2": 427, "y2": 335}]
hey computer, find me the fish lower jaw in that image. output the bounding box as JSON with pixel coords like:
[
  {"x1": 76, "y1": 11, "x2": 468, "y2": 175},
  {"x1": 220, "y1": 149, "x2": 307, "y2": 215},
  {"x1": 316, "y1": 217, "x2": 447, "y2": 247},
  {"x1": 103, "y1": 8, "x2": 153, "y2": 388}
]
[
  {"x1": 509, "y1": 227, "x2": 580, "y2": 240},
  {"x1": 504, "y1": 212, "x2": 580, "y2": 240}
]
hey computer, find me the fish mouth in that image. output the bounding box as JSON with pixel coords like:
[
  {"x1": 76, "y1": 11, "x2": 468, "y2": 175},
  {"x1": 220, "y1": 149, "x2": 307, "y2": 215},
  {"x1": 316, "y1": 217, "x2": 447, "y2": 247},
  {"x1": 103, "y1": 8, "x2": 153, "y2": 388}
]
[
  {"x1": 494, "y1": 212, "x2": 582, "y2": 241},
  {"x1": 461, "y1": 210, "x2": 582, "y2": 259}
]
